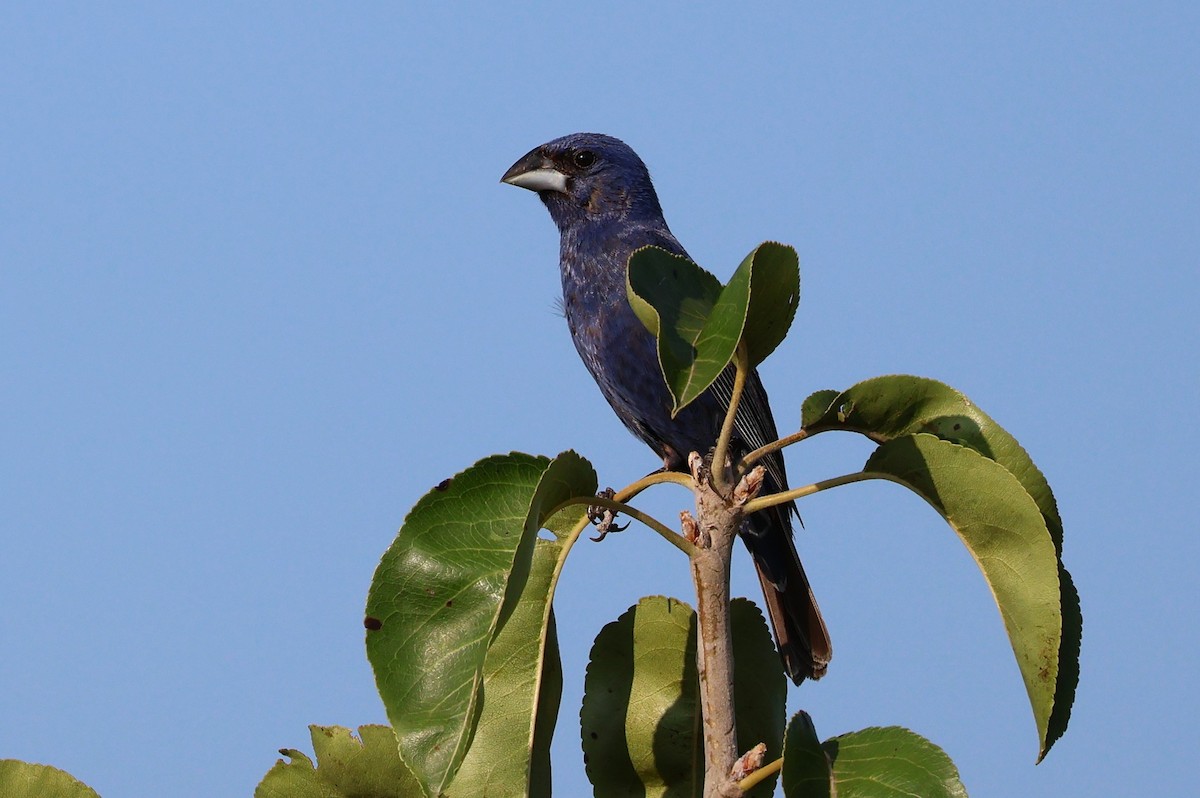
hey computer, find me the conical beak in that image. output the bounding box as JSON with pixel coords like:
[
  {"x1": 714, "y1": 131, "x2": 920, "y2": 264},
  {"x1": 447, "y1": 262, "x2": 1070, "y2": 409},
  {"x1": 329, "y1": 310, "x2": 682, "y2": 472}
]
[{"x1": 501, "y1": 148, "x2": 568, "y2": 193}]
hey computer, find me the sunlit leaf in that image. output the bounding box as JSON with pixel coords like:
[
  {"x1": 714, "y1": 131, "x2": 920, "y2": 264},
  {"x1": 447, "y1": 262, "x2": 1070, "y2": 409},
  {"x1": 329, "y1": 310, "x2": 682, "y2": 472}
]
[
  {"x1": 529, "y1": 610, "x2": 563, "y2": 798},
  {"x1": 803, "y1": 376, "x2": 1078, "y2": 757},
  {"x1": 365, "y1": 451, "x2": 596, "y2": 797},
  {"x1": 803, "y1": 376, "x2": 1061, "y2": 549},
  {"x1": 255, "y1": 725, "x2": 421, "y2": 798},
  {"x1": 864, "y1": 435, "x2": 1061, "y2": 756},
  {"x1": 822, "y1": 726, "x2": 967, "y2": 798},
  {"x1": 581, "y1": 595, "x2": 697, "y2": 796},
  {"x1": 0, "y1": 761, "x2": 101, "y2": 798},
  {"x1": 445, "y1": 541, "x2": 564, "y2": 798},
  {"x1": 580, "y1": 596, "x2": 785, "y2": 797}
]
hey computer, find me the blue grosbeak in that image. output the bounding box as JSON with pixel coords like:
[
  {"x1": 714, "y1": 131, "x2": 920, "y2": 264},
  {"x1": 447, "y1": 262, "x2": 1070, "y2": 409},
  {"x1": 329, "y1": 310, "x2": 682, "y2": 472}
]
[{"x1": 503, "y1": 133, "x2": 830, "y2": 683}]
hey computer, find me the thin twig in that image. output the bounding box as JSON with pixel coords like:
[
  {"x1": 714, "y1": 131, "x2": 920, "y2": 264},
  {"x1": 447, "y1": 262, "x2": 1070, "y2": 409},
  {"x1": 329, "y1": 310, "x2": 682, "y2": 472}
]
[
  {"x1": 738, "y1": 427, "x2": 809, "y2": 472},
  {"x1": 743, "y1": 470, "x2": 882, "y2": 515},
  {"x1": 615, "y1": 469, "x2": 695, "y2": 501},
  {"x1": 546, "y1": 495, "x2": 697, "y2": 557},
  {"x1": 737, "y1": 757, "x2": 783, "y2": 792},
  {"x1": 711, "y1": 345, "x2": 749, "y2": 494}
]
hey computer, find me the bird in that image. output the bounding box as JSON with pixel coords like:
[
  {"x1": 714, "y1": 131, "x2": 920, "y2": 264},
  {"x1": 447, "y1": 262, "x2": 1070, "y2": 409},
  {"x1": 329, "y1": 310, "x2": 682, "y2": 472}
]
[{"x1": 501, "y1": 133, "x2": 831, "y2": 683}]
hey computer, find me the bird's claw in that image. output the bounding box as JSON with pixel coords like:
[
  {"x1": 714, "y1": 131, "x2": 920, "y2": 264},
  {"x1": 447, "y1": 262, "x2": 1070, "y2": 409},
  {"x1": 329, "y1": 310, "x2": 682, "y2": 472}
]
[{"x1": 588, "y1": 487, "x2": 628, "y2": 541}]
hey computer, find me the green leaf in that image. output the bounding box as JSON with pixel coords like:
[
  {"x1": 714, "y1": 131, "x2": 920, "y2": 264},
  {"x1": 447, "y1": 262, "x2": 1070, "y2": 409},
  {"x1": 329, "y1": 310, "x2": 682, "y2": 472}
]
[
  {"x1": 530, "y1": 610, "x2": 563, "y2": 798},
  {"x1": 365, "y1": 451, "x2": 596, "y2": 797},
  {"x1": 626, "y1": 242, "x2": 801, "y2": 415},
  {"x1": 803, "y1": 376, "x2": 1061, "y2": 550},
  {"x1": 0, "y1": 761, "x2": 101, "y2": 798},
  {"x1": 799, "y1": 389, "x2": 839, "y2": 428},
  {"x1": 803, "y1": 376, "x2": 1079, "y2": 757},
  {"x1": 781, "y1": 717, "x2": 967, "y2": 798},
  {"x1": 627, "y1": 246, "x2": 725, "y2": 414},
  {"x1": 581, "y1": 595, "x2": 698, "y2": 797},
  {"x1": 525, "y1": 450, "x2": 600, "y2": 541},
  {"x1": 580, "y1": 596, "x2": 786, "y2": 797},
  {"x1": 445, "y1": 541, "x2": 564, "y2": 798},
  {"x1": 1045, "y1": 564, "x2": 1081, "y2": 759},
  {"x1": 737, "y1": 241, "x2": 800, "y2": 368},
  {"x1": 864, "y1": 435, "x2": 1061, "y2": 758},
  {"x1": 255, "y1": 725, "x2": 422, "y2": 798},
  {"x1": 365, "y1": 453, "x2": 546, "y2": 796},
  {"x1": 730, "y1": 599, "x2": 788, "y2": 798},
  {"x1": 780, "y1": 712, "x2": 831, "y2": 798},
  {"x1": 822, "y1": 726, "x2": 967, "y2": 798},
  {"x1": 256, "y1": 752, "x2": 339, "y2": 798}
]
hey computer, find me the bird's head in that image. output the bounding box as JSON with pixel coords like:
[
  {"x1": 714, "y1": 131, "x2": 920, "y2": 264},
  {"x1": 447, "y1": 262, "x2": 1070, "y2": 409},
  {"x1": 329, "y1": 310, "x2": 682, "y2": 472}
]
[{"x1": 501, "y1": 133, "x2": 664, "y2": 231}]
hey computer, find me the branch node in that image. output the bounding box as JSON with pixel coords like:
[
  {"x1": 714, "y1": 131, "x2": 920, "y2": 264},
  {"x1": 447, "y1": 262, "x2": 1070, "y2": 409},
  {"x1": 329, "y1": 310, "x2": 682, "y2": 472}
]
[
  {"x1": 680, "y1": 510, "x2": 702, "y2": 546},
  {"x1": 731, "y1": 742, "x2": 767, "y2": 782},
  {"x1": 733, "y1": 465, "x2": 766, "y2": 506}
]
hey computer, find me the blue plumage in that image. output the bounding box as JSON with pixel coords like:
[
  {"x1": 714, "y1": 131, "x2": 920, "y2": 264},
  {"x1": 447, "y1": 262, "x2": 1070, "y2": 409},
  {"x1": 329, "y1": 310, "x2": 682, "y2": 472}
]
[{"x1": 503, "y1": 133, "x2": 830, "y2": 682}]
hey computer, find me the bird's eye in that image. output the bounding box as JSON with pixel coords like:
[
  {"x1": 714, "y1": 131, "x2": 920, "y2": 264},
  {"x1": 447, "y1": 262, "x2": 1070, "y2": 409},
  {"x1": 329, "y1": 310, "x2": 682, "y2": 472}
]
[{"x1": 572, "y1": 149, "x2": 596, "y2": 169}]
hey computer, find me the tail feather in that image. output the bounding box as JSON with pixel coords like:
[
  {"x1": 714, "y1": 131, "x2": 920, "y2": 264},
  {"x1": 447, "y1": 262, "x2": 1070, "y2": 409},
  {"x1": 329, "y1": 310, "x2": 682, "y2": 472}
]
[{"x1": 743, "y1": 506, "x2": 831, "y2": 684}]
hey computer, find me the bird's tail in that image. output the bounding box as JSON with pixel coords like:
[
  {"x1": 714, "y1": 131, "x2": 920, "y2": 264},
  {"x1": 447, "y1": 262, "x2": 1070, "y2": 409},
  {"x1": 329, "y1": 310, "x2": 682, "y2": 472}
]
[{"x1": 743, "y1": 504, "x2": 831, "y2": 684}]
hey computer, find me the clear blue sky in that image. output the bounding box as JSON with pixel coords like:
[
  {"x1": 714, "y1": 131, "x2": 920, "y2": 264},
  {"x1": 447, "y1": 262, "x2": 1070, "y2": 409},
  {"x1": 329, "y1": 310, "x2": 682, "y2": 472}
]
[{"x1": 2, "y1": 4, "x2": 1196, "y2": 797}]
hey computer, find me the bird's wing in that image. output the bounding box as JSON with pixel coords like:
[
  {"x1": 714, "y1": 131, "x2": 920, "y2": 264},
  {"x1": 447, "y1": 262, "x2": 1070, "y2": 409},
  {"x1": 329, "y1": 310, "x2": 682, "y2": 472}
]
[{"x1": 709, "y1": 366, "x2": 792, "y2": 499}]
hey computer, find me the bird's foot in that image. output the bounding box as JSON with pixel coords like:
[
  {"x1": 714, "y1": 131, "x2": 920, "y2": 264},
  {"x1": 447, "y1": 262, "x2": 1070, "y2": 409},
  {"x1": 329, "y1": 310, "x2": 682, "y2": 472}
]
[{"x1": 588, "y1": 487, "x2": 629, "y2": 541}]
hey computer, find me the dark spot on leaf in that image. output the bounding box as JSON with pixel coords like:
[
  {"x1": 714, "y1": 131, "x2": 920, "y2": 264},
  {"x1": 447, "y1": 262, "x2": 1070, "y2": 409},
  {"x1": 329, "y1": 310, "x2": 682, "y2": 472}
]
[
  {"x1": 590, "y1": 731, "x2": 598, "y2": 739},
  {"x1": 445, "y1": 599, "x2": 453, "y2": 608},
  {"x1": 953, "y1": 423, "x2": 962, "y2": 431},
  {"x1": 434, "y1": 478, "x2": 452, "y2": 492},
  {"x1": 364, "y1": 616, "x2": 383, "y2": 630},
  {"x1": 278, "y1": 748, "x2": 288, "y2": 756},
  {"x1": 583, "y1": 753, "x2": 589, "y2": 765}
]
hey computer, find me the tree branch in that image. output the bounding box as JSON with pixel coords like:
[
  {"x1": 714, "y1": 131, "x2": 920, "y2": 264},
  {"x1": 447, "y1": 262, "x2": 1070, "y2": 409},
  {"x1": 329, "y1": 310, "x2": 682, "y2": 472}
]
[{"x1": 688, "y1": 454, "x2": 766, "y2": 798}]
